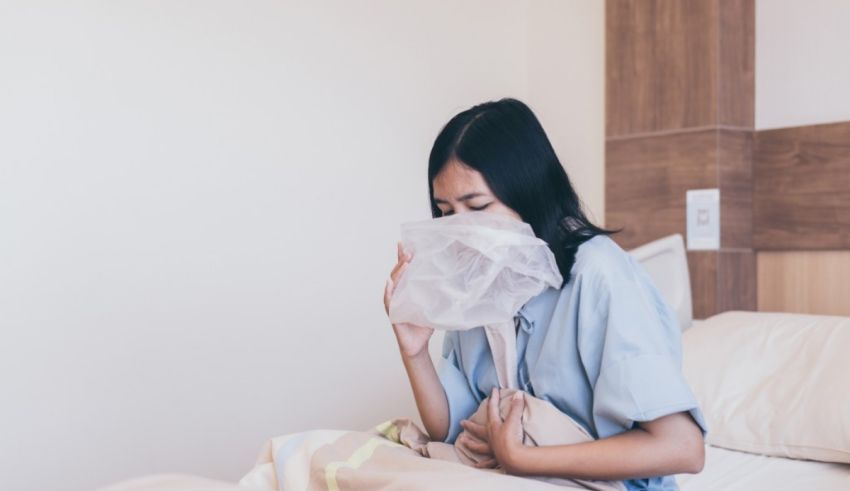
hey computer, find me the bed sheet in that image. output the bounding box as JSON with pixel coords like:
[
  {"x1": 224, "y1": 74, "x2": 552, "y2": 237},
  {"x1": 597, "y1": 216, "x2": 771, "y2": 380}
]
[{"x1": 677, "y1": 444, "x2": 850, "y2": 490}]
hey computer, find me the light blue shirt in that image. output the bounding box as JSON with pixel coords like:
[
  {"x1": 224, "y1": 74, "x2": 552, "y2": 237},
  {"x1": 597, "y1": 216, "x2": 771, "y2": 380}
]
[{"x1": 436, "y1": 235, "x2": 708, "y2": 491}]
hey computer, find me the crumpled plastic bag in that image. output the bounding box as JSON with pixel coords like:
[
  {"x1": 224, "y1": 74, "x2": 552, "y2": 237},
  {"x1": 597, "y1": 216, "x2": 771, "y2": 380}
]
[{"x1": 388, "y1": 211, "x2": 563, "y2": 331}]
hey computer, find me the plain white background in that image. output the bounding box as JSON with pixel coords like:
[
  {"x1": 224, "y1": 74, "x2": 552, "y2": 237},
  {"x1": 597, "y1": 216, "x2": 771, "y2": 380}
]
[{"x1": 0, "y1": 1, "x2": 604, "y2": 490}]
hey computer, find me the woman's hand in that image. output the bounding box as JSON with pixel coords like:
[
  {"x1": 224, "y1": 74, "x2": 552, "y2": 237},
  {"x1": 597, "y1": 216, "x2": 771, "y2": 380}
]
[
  {"x1": 459, "y1": 418, "x2": 498, "y2": 469},
  {"x1": 486, "y1": 388, "x2": 526, "y2": 474},
  {"x1": 384, "y1": 241, "x2": 433, "y2": 359}
]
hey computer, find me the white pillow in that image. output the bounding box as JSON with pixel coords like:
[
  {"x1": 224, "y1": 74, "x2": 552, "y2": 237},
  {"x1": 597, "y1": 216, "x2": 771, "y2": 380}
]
[
  {"x1": 682, "y1": 310, "x2": 850, "y2": 464},
  {"x1": 628, "y1": 234, "x2": 693, "y2": 331}
]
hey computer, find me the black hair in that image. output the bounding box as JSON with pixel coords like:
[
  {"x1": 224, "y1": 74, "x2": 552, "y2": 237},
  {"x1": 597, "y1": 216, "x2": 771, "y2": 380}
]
[{"x1": 427, "y1": 97, "x2": 620, "y2": 287}]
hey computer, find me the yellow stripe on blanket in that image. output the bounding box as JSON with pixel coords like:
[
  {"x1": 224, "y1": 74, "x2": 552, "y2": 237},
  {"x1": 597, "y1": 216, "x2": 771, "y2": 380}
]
[
  {"x1": 324, "y1": 436, "x2": 399, "y2": 491},
  {"x1": 374, "y1": 420, "x2": 401, "y2": 443}
]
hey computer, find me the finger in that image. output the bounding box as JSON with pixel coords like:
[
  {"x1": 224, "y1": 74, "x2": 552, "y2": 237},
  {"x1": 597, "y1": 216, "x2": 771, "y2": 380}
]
[
  {"x1": 460, "y1": 419, "x2": 489, "y2": 442},
  {"x1": 388, "y1": 257, "x2": 405, "y2": 278},
  {"x1": 390, "y1": 260, "x2": 409, "y2": 283},
  {"x1": 388, "y1": 259, "x2": 407, "y2": 284},
  {"x1": 459, "y1": 427, "x2": 487, "y2": 446},
  {"x1": 460, "y1": 434, "x2": 493, "y2": 455},
  {"x1": 506, "y1": 391, "x2": 525, "y2": 428},
  {"x1": 473, "y1": 458, "x2": 498, "y2": 469},
  {"x1": 486, "y1": 387, "x2": 501, "y2": 429},
  {"x1": 383, "y1": 278, "x2": 393, "y2": 313},
  {"x1": 397, "y1": 241, "x2": 404, "y2": 262}
]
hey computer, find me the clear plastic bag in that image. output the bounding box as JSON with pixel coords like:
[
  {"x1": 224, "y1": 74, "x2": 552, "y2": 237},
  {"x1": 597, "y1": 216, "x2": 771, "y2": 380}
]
[{"x1": 388, "y1": 211, "x2": 563, "y2": 331}]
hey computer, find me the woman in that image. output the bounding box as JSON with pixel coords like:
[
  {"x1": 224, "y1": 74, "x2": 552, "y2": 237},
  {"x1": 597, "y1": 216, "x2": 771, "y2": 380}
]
[{"x1": 383, "y1": 98, "x2": 706, "y2": 490}]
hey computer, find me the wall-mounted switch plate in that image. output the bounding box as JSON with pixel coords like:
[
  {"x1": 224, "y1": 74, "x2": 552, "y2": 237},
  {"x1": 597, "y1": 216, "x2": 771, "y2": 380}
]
[{"x1": 686, "y1": 188, "x2": 720, "y2": 250}]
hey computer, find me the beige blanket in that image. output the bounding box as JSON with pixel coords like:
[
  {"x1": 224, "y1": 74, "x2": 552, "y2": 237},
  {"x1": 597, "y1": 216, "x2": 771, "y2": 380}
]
[{"x1": 101, "y1": 389, "x2": 624, "y2": 491}]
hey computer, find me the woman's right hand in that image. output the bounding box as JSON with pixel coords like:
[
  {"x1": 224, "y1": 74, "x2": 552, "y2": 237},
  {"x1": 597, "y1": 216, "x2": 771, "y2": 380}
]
[{"x1": 384, "y1": 241, "x2": 434, "y2": 359}]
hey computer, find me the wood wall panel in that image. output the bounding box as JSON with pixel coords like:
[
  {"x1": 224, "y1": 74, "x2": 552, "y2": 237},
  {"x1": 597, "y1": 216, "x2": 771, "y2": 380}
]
[
  {"x1": 606, "y1": 0, "x2": 754, "y2": 136},
  {"x1": 606, "y1": 0, "x2": 717, "y2": 136},
  {"x1": 607, "y1": 129, "x2": 753, "y2": 250},
  {"x1": 754, "y1": 121, "x2": 850, "y2": 250},
  {"x1": 607, "y1": 130, "x2": 718, "y2": 249},
  {"x1": 687, "y1": 252, "x2": 717, "y2": 319},
  {"x1": 688, "y1": 250, "x2": 756, "y2": 319},
  {"x1": 718, "y1": 129, "x2": 754, "y2": 248},
  {"x1": 717, "y1": 0, "x2": 755, "y2": 127},
  {"x1": 758, "y1": 251, "x2": 850, "y2": 315},
  {"x1": 607, "y1": 0, "x2": 850, "y2": 317},
  {"x1": 717, "y1": 249, "x2": 756, "y2": 312},
  {"x1": 606, "y1": 0, "x2": 755, "y2": 318}
]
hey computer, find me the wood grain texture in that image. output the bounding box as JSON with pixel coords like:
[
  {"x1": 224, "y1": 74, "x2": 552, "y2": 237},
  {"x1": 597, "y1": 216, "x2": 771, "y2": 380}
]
[
  {"x1": 717, "y1": 0, "x2": 755, "y2": 127},
  {"x1": 718, "y1": 129, "x2": 753, "y2": 248},
  {"x1": 606, "y1": 0, "x2": 754, "y2": 136},
  {"x1": 606, "y1": 129, "x2": 753, "y2": 250},
  {"x1": 758, "y1": 251, "x2": 850, "y2": 315},
  {"x1": 718, "y1": 249, "x2": 756, "y2": 312},
  {"x1": 754, "y1": 121, "x2": 850, "y2": 250},
  {"x1": 607, "y1": 130, "x2": 718, "y2": 249},
  {"x1": 687, "y1": 251, "x2": 717, "y2": 319},
  {"x1": 688, "y1": 250, "x2": 756, "y2": 319},
  {"x1": 605, "y1": 0, "x2": 756, "y2": 318}
]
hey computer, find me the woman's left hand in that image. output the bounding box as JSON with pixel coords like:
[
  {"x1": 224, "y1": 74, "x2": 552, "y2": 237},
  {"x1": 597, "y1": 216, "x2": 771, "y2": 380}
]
[{"x1": 485, "y1": 388, "x2": 526, "y2": 474}]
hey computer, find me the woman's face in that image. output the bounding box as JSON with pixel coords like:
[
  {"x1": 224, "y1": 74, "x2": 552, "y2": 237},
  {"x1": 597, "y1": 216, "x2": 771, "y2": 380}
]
[{"x1": 432, "y1": 160, "x2": 521, "y2": 220}]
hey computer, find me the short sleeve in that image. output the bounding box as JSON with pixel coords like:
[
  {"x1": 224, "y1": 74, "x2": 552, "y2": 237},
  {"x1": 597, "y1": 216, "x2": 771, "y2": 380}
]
[
  {"x1": 578, "y1": 255, "x2": 709, "y2": 440},
  {"x1": 435, "y1": 331, "x2": 479, "y2": 443}
]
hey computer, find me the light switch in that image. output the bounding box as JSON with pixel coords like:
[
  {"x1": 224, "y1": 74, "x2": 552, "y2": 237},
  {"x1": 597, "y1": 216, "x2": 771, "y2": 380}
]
[{"x1": 686, "y1": 188, "x2": 720, "y2": 250}]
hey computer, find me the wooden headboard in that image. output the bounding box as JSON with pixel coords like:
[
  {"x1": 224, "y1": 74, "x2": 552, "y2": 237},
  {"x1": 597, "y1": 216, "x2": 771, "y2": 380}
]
[
  {"x1": 605, "y1": 0, "x2": 850, "y2": 318},
  {"x1": 753, "y1": 122, "x2": 850, "y2": 316}
]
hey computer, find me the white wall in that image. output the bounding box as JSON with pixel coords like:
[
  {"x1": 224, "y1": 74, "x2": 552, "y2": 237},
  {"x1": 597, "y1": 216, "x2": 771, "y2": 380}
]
[
  {"x1": 756, "y1": 0, "x2": 850, "y2": 129},
  {"x1": 527, "y1": 0, "x2": 605, "y2": 225},
  {"x1": 0, "y1": 2, "x2": 603, "y2": 490}
]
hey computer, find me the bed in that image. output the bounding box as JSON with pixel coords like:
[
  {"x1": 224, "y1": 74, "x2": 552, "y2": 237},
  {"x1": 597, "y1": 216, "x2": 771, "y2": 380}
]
[
  {"x1": 105, "y1": 447, "x2": 850, "y2": 491},
  {"x1": 671, "y1": 314, "x2": 850, "y2": 489},
  {"x1": 678, "y1": 445, "x2": 850, "y2": 489},
  {"x1": 99, "y1": 308, "x2": 850, "y2": 491},
  {"x1": 636, "y1": 236, "x2": 850, "y2": 489},
  {"x1": 100, "y1": 235, "x2": 850, "y2": 490}
]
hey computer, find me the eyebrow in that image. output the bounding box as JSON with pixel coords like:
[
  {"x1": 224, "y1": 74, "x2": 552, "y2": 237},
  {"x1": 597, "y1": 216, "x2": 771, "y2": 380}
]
[{"x1": 434, "y1": 192, "x2": 488, "y2": 204}]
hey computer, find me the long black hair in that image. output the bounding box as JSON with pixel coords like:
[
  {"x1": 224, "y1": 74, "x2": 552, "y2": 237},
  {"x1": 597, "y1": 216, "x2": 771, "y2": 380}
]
[{"x1": 428, "y1": 97, "x2": 619, "y2": 287}]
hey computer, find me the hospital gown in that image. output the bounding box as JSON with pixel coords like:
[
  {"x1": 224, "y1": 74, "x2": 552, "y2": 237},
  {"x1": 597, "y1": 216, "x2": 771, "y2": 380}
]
[{"x1": 436, "y1": 234, "x2": 708, "y2": 491}]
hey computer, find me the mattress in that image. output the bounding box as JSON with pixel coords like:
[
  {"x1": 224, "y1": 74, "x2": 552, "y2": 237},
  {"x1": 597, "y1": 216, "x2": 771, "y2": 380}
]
[{"x1": 676, "y1": 444, "x2": 850, "y2": 490}]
